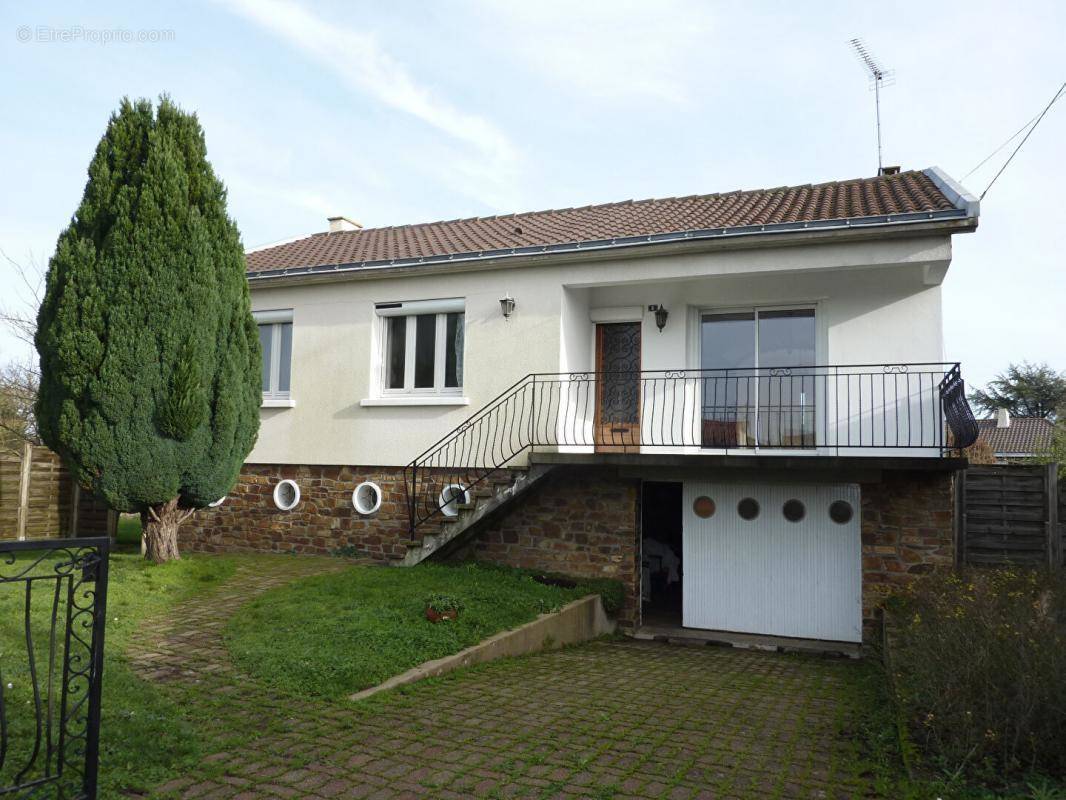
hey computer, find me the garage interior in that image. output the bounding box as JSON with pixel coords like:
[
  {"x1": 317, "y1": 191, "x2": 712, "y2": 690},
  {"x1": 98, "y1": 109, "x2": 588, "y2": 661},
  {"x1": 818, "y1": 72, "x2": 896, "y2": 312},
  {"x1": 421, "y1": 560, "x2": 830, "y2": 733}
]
[{"x1": 640, "y1": 481, "x2": 684, "y2": 627}]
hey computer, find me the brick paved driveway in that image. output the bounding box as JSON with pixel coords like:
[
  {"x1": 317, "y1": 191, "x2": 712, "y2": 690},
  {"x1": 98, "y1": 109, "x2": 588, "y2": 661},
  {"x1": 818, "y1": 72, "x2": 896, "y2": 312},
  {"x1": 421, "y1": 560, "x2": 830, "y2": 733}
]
[{"x1": 131, "y1": 558, "x2": 882, "y2": 799}]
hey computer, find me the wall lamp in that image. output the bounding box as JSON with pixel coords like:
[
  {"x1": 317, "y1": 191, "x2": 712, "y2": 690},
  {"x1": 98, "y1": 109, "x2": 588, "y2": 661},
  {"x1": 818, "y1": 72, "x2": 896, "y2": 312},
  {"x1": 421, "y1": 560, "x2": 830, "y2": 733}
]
[
  {"x1": 648, "y1": 304, "x2": 669, "y2": 332},
  {"x1": 499, "y1": 293, "x2": 516, "y2": 319}
]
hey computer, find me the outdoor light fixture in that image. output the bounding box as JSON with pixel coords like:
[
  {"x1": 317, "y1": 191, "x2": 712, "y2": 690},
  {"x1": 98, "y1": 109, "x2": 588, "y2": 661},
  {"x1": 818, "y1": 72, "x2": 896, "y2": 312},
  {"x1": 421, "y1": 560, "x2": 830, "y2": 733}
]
[
  {"x1": 649, "y1": 304, "x2": 669, "y2": 332},
  {"x1": 499, "y1": 294, "x2": 516, "y2": 319}
]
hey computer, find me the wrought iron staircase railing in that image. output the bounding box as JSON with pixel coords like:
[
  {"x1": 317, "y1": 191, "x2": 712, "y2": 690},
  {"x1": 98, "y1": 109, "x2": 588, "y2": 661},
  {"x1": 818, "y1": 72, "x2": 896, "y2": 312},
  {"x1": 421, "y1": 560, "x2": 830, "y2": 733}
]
[{"x1": 404, "y1": 362, "x2": 979, "y2": 537}]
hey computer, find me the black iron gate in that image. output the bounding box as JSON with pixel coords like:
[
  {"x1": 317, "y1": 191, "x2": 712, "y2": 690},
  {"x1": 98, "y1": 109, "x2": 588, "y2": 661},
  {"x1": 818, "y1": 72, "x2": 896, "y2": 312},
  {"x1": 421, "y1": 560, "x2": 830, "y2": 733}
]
[{"x1": 0, "y1": 538, "x2": 109, "y2": 799}]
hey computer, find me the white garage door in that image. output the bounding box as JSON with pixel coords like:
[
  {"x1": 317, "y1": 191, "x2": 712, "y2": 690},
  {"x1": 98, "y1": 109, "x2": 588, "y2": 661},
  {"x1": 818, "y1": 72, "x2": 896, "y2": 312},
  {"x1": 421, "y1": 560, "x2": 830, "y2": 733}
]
[{"x1": 682, "y1": 481, "x2": 862, "y2": 643}]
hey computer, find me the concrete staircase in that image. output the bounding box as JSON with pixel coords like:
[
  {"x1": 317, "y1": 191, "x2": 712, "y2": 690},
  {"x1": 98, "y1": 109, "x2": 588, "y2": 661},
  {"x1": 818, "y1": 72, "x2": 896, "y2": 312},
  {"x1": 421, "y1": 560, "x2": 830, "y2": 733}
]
[{"x1": 401, "y1": 464, "x2": 555, "y2": 566}]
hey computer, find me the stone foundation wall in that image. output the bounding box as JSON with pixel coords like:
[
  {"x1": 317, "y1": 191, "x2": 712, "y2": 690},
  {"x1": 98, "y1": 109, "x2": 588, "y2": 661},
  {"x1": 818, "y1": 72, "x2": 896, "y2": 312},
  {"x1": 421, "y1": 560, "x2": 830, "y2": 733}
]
[
  {"x1": 859, "y1": 470, "x2": 955, "y2": 633},
  {"x1": 182, "y1": 464, "x2": 411, "y2": 561},
  {"x1": 471, "y1": 468, "x2": 642, "y2": 627},
  {"x1": 187, "y1": 460, "x2": 955, "y2": 640}
]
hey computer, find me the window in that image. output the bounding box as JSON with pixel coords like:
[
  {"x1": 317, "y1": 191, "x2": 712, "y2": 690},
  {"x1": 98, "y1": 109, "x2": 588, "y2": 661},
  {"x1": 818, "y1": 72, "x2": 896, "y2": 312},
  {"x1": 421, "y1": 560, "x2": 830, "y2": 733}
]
[
  {"x1": 255, "y1": 309, "x2": 293, "y2": 406},
  {"x1": 737, "y1": 497, "x2": 760, "y2": 520},
  {"x1": 692, "y1": 496, "x2": 716, "y2": 519},
  {"x1": 377, "y1": 299, "x2": 464, "y2": 395},
  {"x1": 700, "y1": 307, "x2": 816, "y2": 447},
  {"x1": 782, "y1": 499, "x2": 806, "y2": 522},
  {"x1": 829, "y1": 500, "x2": 854, "y2": 525}
]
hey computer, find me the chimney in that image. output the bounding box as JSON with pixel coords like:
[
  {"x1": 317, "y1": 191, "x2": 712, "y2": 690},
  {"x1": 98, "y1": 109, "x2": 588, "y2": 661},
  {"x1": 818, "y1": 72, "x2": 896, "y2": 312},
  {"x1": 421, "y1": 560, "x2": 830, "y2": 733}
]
[
  {"x1": 327, "y1": 216, "x2": 362, "y2": 233},
  {"x1": 879, "y1": 165, "x2": 901, "y2": 176},
  {"x1": 995, "y1": 408, "x2": 1010, "y2": 428}
]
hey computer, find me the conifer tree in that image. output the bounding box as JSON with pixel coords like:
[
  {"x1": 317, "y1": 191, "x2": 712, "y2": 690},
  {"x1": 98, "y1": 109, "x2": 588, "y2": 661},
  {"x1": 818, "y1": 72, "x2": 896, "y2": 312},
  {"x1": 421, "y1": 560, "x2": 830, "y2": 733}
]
[{"x1": 35, "y1": 96, "x2": 260, "y2": 562}]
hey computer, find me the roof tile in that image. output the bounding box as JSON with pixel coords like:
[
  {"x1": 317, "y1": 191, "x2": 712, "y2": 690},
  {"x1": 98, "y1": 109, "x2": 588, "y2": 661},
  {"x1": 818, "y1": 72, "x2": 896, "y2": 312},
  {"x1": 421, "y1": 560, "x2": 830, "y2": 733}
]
[{"x1": 247, "y1": 169, "x2": 958, "y2": 274}]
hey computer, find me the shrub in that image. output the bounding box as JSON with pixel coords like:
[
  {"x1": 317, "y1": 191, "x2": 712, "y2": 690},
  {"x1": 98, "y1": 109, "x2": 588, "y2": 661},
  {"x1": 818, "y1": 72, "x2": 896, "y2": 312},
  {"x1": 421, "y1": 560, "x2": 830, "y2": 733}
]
[{"x1": 886, "y1": 569, "x2": 1066, "y2": 782}]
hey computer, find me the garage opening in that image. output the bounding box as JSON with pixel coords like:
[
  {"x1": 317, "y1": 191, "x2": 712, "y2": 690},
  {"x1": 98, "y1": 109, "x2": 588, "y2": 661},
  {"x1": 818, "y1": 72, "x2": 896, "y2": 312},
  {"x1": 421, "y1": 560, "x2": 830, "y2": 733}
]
[{"x1": 640, "y1": 481, "x2": 683, "y2": 627}]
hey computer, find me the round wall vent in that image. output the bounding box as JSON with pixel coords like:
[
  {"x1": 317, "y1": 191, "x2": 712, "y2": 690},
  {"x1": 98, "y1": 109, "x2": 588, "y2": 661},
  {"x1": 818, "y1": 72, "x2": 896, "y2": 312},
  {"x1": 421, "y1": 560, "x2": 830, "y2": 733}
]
[
  {"x1": 273, "y1": 479, "x2": 300, "y2": 511},
  {"x1": 352, "y1": 481, "x2": 383, "y2": 515},
  {"x1": 438, "y1": 484, "x2": 470, "y2": 517}
]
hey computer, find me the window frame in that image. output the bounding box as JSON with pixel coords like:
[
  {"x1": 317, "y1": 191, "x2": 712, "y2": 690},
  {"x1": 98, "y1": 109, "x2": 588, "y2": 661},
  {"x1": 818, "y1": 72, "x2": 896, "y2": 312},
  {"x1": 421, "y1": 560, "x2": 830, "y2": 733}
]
[
  {"x1": 254, "y1": 309, "x2": 294, "y2": 407},
  {"x1": 376, "y1": 299, "x2": 465, "y2": 397}
]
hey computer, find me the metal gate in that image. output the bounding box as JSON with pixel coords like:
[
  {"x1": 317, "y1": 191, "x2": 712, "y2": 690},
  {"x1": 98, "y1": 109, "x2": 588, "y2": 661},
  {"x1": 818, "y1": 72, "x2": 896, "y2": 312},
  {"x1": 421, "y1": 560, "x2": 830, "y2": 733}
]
[{"x1": 0, "y1": 538, "x2": 110, "y2": 799}]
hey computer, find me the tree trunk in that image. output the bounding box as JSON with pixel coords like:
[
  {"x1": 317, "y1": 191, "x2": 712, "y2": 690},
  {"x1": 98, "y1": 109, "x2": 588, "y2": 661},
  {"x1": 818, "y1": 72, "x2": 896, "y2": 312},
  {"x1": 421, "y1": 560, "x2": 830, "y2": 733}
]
[{"x1": 142, "y1": 498, "x2": 190, "y2": 563}]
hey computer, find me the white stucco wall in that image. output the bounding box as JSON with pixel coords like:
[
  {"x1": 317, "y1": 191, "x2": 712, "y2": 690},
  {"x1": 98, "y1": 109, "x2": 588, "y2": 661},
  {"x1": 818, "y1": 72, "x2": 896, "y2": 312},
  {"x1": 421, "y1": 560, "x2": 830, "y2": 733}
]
[{"x1": 248, "y1": 233, "x2": 954, "y2": 465}]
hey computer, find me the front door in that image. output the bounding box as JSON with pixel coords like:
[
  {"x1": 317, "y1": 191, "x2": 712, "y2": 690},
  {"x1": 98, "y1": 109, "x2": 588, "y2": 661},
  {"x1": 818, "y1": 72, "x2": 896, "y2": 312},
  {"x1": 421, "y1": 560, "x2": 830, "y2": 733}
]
[{"x1": 595, "y1": 322, "x2": 641, "y2": 451}]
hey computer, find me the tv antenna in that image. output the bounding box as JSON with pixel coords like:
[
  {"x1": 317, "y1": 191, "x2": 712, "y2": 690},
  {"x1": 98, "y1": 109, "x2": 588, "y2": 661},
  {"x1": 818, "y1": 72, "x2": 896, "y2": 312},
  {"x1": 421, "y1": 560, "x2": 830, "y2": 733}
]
[{"x1": 849, "y1": 38, "x2": 895, "y2": 175}]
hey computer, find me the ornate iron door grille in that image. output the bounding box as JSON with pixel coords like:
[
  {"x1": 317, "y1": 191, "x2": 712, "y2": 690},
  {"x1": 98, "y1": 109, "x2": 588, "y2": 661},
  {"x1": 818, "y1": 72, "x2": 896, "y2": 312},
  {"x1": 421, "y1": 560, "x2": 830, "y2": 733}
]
[{"x1": 0, "y1": 538, "x2": 109, "y2": 799}]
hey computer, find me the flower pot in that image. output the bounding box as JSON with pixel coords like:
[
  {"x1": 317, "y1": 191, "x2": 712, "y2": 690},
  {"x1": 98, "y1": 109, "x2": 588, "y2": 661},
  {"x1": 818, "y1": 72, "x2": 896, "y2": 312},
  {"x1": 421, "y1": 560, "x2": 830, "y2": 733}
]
[{"x1": 425, "y1": 606, "x2": 458, "y2": 623}]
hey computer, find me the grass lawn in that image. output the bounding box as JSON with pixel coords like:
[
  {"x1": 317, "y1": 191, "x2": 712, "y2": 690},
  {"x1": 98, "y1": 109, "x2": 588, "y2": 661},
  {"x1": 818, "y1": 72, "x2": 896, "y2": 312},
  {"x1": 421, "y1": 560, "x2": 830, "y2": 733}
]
[
  {"x1": 116, "y1": 512, "x2": 142, "y2": 547},
  {"x1": 0, "y1": 550, "x2": 235, "y2": 796},
  {"x1": 225, "y1": 562, "x2": 622, "y2": 698}
]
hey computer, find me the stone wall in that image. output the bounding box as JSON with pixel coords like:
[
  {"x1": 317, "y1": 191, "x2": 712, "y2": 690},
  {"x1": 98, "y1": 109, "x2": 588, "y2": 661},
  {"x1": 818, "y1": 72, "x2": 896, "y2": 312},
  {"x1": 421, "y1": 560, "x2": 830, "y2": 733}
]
[
  {"x1": 186, "y1": 460, "x2": 955, "y2": 640},
  {"x1": 471, "y1": 468, "x2": 642, "y2": 627},
  {"x1": 859, "y1": 470, "x2": 955, "y2": 633},
  {"x1": 182, "y1": 464, "x2": 411, "y2": 561}
]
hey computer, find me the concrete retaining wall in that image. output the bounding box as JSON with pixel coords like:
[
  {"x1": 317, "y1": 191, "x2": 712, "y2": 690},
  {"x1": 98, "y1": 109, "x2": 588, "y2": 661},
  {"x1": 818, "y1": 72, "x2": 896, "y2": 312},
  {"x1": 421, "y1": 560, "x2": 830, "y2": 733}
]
[{"x1": 349, "y1": 594, "x2": 614, "y2": 701}]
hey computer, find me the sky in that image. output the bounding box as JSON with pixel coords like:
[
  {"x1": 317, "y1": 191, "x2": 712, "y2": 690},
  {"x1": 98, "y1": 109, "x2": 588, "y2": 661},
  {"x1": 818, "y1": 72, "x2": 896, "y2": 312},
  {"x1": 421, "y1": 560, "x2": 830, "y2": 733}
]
[{"x1": 1, "y1": 0, "x2": 1063, "y2": 389}]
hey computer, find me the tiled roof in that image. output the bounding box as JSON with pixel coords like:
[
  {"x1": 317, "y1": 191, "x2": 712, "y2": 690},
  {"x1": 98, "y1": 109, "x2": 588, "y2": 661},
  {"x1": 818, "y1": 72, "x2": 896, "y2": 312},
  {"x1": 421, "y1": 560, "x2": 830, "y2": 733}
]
[
  {"x1": 246, "y1": 169, "x2": 964, "y2": 275},
  {"x1": 976, "y1": 417, "x2": 1055, "y2": 455}
]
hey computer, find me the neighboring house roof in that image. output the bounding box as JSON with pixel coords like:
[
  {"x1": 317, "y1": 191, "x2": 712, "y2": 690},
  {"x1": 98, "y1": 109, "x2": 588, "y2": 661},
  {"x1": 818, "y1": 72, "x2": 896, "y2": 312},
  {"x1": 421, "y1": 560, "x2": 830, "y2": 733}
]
[
  {"x1": 975, "y1": 417, "x2": 1054, "y2": 456},
  {"x1": 246, "y1": 167, "x2": 977, "y2": 279}
]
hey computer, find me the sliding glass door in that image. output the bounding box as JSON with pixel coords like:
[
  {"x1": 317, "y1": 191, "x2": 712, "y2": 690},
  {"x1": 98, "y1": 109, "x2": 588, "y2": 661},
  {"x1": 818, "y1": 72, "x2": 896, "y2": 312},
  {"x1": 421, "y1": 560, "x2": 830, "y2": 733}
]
[{"x1": 700, "y1": 308, "x2": 816, "y2": 448}]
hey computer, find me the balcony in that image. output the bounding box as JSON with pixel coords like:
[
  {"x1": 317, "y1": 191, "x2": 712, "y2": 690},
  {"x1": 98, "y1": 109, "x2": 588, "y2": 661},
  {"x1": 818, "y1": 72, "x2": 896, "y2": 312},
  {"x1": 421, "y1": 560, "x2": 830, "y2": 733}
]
[{"x1": 405, "y1": 363, "x2": 978, "y2": 532}]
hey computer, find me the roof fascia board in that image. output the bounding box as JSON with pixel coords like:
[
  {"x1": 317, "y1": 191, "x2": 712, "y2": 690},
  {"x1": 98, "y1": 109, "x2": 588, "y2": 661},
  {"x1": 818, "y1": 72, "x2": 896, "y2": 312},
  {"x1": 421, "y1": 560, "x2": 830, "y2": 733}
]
[{"x1": 245, "y1": 215, "x2": 976, "y2": 289}]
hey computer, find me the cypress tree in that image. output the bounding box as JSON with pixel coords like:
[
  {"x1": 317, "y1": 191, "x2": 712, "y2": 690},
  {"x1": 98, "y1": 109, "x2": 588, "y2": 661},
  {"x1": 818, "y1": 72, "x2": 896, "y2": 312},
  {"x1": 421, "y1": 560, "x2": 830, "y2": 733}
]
[{"x1": 35, "y1": 96, "x2": 260, "y2": 562}]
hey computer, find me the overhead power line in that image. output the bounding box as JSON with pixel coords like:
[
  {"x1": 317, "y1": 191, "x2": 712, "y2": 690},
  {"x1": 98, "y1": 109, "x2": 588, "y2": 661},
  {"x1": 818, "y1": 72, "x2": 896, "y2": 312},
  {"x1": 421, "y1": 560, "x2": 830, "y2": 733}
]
[
  {"x1": 961, "y1": 112, "x2": 1040, "y2": 181},
  {"x1": 978, "y1": 80, "x2": 1065, "y2": 201}
]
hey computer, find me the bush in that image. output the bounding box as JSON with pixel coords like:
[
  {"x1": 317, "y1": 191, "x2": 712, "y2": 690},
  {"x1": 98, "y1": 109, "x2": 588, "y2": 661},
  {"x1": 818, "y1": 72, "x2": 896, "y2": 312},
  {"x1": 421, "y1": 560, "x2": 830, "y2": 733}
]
[{"x1": 886, "y1": 569, "x2": 1066, "y2": 782}]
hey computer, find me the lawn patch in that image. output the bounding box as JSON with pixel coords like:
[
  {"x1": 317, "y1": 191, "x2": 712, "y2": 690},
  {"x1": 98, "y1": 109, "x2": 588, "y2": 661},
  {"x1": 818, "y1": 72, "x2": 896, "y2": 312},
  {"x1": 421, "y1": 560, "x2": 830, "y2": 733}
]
[{"x1": 224, "y1": 561, "x2": 622, "y2": 697}]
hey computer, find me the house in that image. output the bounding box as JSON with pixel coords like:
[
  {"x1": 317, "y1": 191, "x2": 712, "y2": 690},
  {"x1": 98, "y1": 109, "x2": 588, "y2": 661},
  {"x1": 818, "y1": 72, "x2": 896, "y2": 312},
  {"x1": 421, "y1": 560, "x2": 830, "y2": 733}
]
[
  {"x1": 185, "y1": 167, "x2": 981, "y2": 645},
  {"x1": 976, "y1": 409, "x2": 1054, "y2": 462}
]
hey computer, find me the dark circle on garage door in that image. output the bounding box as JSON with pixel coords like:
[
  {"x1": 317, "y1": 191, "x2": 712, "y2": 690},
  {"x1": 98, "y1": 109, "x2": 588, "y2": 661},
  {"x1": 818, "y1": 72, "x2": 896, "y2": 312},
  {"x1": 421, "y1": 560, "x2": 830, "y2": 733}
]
[
  {"x1": 782, "y1": 499, "x2": 805, "y2": 522},
  {"x1": 737, "y1": 497, "x2": 760, "y2": 520},
  {"x1": 693, "y1": 496, "x2": 716, "y2": 519},
  {"x1": 828, "y1": 500, "x2": 854, "y2": 525}
]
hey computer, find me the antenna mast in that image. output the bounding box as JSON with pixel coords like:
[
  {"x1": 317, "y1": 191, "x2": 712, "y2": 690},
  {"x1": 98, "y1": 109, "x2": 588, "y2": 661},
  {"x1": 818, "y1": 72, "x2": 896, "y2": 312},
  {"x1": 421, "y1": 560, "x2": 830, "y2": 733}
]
[{"x1": 849, "y1": 38, "x2": 894, "y2": 175}]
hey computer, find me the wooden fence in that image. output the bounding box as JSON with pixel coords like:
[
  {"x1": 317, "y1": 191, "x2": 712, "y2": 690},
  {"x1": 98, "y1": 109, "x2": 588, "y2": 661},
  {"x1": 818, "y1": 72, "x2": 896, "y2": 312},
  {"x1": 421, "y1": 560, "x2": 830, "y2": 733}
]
[
  {"x1": 957, "y1": 463, "x2": 1063, "y2": 568},
  {"x1": 0, "y1": 443, "x2": 115, "y2": 540}
]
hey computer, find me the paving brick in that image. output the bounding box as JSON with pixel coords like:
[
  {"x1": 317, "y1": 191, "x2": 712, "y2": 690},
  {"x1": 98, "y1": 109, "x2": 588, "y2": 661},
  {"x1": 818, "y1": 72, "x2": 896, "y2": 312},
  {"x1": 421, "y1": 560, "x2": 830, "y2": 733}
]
[{"x1": 129, "y1": 555, "x2": 885, "y2": 799}]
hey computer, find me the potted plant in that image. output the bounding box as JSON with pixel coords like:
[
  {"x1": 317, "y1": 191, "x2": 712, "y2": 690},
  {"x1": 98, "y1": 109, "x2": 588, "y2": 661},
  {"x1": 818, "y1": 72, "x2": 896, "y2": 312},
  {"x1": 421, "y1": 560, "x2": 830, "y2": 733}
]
[{"x1": 424, "y1": 593, "x2": 463, "y2": 623}]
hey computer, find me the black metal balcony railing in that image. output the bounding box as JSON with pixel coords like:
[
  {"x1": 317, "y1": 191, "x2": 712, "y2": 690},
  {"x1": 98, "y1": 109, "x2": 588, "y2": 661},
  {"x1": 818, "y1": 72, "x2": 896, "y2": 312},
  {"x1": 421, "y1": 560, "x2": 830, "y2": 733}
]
[{"x1": 404, "y1": 363, "x2": 978, "y2": 536}]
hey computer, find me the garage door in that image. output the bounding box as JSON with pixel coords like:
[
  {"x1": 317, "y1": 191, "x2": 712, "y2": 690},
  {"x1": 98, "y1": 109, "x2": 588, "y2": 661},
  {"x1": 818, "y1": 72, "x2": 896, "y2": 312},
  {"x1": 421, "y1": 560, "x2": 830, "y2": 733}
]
[{"x1": 682, "y1": 481, "x2": 862, "y2": 643}]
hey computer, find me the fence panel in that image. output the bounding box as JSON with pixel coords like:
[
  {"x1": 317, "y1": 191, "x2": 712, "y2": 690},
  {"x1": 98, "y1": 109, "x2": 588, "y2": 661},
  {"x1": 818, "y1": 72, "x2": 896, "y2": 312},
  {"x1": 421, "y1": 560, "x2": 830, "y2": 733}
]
[
  {"x1": 0, "y1": 446, "x2": 114, "y2": 541},
  {"x1": 959, "y1": 463, "x2": 1061, "y2": 568}
]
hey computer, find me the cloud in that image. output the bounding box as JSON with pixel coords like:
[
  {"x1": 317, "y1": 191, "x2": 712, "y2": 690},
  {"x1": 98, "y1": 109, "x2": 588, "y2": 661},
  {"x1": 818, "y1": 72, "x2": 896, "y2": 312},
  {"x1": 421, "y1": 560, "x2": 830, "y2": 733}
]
[
  {"x1": 475, "y1": 0, "x2": 716, "y2": 106},
  {"x1": 216, "y1": 0, "x2": 522, "y2": 207}
]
